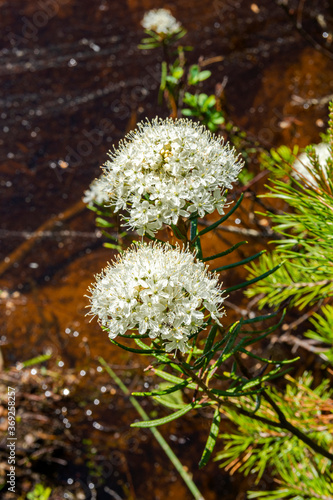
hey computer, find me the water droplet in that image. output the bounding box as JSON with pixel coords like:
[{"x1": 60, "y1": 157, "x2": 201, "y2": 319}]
[
  {"x1": 68, "y1": 58, "x2": 77, "y2": 67},
  {"x1": 89, "y1": 42, "x2": 101, "y2": 52}
]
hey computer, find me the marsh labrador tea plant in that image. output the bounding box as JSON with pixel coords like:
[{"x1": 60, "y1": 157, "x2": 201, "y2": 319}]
[
  {"x1": 82, "y1": 9, "x2": 333, "y2": 500},
  {"x1": 84, "y1": 113, "x2": 333, "y2": 498}
]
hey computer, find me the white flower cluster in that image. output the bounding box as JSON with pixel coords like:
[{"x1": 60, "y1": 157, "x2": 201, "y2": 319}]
[
  {"x1": 99, "y1": 117, "x2": 243, "y2": 236},
  {"x1": 87, "y1": 243, "x2": 225, "y2": 353},
  {"x1": 293, "y1": 142, "x2": 331, "y2": 186},
  {"x1": 141, "y1": 8, "x2": 182, "y2": 36},
  {"x1": 83, "y1": 176, "x2": 109, "y2": 206}
]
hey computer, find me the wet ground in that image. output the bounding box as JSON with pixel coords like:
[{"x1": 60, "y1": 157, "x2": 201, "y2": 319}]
[{"x1": 1, "y1": 0, "x2": 333, "y2": 498}]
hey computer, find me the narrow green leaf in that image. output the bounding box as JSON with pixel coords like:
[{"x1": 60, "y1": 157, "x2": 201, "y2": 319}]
[
  {"x1": 138, "y1": 43, "x2": 161, "y2": 50},
  {"x1": 21, "y1": 353, "x2": 52, "y2": 368},
  {"x1": 87, "y1": 205, "x2": 114, "y2": 216},
  {"x1": 141, "y1": 37, "x2": 157, "y2": 43},
  {"x1": 199, "y1": 407, "x2": 221, "y2": 468},
  {"x1": 153, "y1": 357, "x2": 184, "y2": 373},
  {"x1": 153, "y1": 398, "x2": 188, "y2": 410},
  {"x1": 160, "y1": 61, "x2": 167, "y2": 91},
  {"x1": 174, "y1": 29, "x2": 187, "y2": 40},
  {"x1": 110, "y1": 338, "x2": 164, "y2": 355},
  {"x1": 203, "y1": 324, "x2": 218, "y2": 354},
  {"x1": 202, "y1": 241, "x2": 247, "y2": 262},
  {"x1": 103, "y1": 242, "x2": 122, "y2": 251},
  {"x1": 119, "y1": 333, "x2": 149, "y2": 339},
  {"x1": 241, "y1": 311, "x2": 278, "y2": 326},
  {"x1": 131, "y1": 403, "x2": 195, "y2": 428},
  {"x1": 95, "y1": 217, "x2": 114, "y2": 227},
  {"x1": 224, "y1": 263, "x2": 282, "y2": 294},
  {"x1": 212, "y1": 251, "x2": 266, "y2": 272},
  {"x1": 239, "y1": 348, "x2": 299, "y2": 365},
  {"x1": 132, "y1": 379, "x2": 190, "y2": 397},
  {"x1": 240, "y1": 311, "x2": 286, "y2": 341},
  {"x1": 210, "y1": 387, "x2": 265, "y2": 397},
  {"x1": 101, "y1": 229, "x2": 117, "y2": 241},
  {"x1": 153, "y1": 369, "x2": 186, "y2": 385},
  {"x1": 252, "y1": 393, "x2": 262, "y2": 414}
]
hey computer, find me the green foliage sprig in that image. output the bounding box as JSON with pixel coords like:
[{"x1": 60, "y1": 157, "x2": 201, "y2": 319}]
[
  {"x1": 246, "y1": 104, "x2": 333, "y2": 363},
  {"x1": 215, "y1": 373, "x2": 333, "y2": 500}
]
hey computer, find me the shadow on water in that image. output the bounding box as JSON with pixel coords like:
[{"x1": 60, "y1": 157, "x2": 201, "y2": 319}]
[{"x1": 1, "y1": 0, "x2": 333, "y2": 498}]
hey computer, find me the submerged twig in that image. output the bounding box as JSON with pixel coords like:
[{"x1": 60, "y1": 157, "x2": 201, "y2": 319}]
[{"x1": 0, "y1": 199, "x2": 86, "y2": 278}]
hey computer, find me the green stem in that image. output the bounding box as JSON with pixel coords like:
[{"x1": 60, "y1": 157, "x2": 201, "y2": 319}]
[
  {"x1": 190, "y1": 218, "x2": 203, "y2": 259},
  {"x1": 98, "y1": 357, "x2": 205, "y2": 500}
]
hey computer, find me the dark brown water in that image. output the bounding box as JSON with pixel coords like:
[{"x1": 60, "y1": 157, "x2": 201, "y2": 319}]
[{"x1": 1, "y1": 0, "x2": 333, "y2": 498}]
